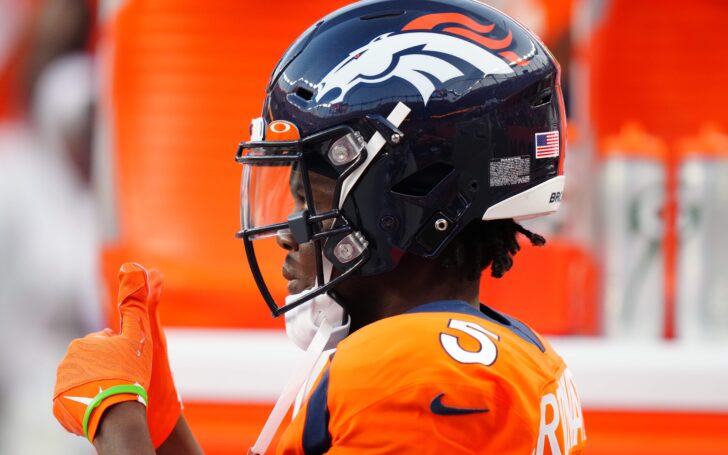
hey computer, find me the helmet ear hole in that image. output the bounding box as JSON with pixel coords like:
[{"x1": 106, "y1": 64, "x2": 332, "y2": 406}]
[{"x1": 391, "y1": 162, "x2": 454, "y2": 198}]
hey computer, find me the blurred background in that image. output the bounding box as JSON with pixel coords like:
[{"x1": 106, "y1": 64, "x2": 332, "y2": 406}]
[{"x1": 1, "y1": 0, "x2": 727, "y2": 453}]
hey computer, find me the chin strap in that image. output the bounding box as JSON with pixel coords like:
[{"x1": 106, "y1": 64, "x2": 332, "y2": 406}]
[
  {"x1": 284, "y1": 258, "x2": 351, "y2": 351},
  {"x1": 249, "y1": 319, "x2": 334, "y2": 455}
]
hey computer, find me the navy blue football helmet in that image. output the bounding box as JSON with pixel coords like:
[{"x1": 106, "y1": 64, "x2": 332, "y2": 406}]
[{"x1": 236, "y1": 0, "x2": 566, "y2": 317}]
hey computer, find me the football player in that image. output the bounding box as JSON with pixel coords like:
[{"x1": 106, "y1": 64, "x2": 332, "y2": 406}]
[{"x1": 53, "y1": 0, "x2": 586, "y2": 454}]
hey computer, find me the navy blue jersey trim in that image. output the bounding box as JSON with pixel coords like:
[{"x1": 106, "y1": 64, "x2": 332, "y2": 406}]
[
  {"x1": 406, "y1": 300, "x2": 484, "y2": 317},
  {"x1": 405, "y1": 300, "x2": 545, "y2": 352},
  {"x1": 302, "y1": 367, "x2": 332, "y2": 455}
]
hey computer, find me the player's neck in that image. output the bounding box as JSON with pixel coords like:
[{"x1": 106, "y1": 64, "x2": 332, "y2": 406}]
[{"x1": 336, "y1": 254, "x2": 480, "y2": 332}]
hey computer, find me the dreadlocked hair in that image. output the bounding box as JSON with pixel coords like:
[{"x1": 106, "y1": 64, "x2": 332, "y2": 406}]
[{"x1": 438, "y1": 219, "x2": 546, "y2": 281}]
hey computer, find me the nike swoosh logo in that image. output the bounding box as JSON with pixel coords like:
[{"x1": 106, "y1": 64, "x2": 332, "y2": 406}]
[
  {"x1": 64, "y1": 395, "x2": 93, "y2": 406},
  {"x1": 64, "y1": 386, "x2": 104, "y2": 406},
  {"x1": 430, "y1": 392, "x2": 489, "y2": 416}
]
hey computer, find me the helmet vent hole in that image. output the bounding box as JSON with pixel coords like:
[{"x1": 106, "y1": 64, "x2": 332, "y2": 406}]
[
  {"x1": 532, "y1": 90, "x2": 552, "y2": 107},
  {"x1": 360, "y1": 10, "x2": 405, "y2": 20},
  {"x1": 295, "y1": 87, "x2": 314, "y2": 101},
  {"x1": 391, "y1": 162, "x2": 454, "y2": 197},
  {"x1": 530, "y1": 75, "x2": 554, "y2": 107}
]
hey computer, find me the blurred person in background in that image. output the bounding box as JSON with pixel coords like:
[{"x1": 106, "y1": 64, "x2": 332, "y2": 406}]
[{"x1": 0, "y1": 0, "x2": 101, "y2": 453}]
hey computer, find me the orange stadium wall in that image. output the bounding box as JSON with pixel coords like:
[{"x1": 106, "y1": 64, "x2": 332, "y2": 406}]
[{"x1": 96, "y1": 1, "x2": 728, "y2": 453}]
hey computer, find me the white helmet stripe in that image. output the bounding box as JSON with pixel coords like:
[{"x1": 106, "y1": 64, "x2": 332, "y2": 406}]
[{"x1": 337, "y1": 102, "x2": 411, "y2": 208}]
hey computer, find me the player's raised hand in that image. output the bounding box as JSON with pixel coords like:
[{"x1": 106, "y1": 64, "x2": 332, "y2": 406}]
[
  {"x1": 145, "y1": 268, "x2": 184, "y2": 448},
  {"x1": 53, "y1": 263, "x2": 155, "y2": 442}
]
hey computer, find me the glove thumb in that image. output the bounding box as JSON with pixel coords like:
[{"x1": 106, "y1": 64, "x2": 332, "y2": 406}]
[{"x1": 117, "y1": 263, "x2": 152, "y2": 347}]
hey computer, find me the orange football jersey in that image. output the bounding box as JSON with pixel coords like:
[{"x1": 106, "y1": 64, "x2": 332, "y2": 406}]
[{"x1": 277, "y1": 300, "x2": 586, "y2": 454}]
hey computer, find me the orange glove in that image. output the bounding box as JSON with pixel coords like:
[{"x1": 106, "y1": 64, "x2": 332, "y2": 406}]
[
  {"x1": 53, "y1": 263, "x2": 154, "y2": 442},
  {"x1": 145, "y1": 269, "x2": 183, "y2": 447}
]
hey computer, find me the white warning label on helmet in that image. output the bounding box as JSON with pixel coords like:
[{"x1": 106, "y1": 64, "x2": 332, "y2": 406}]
[{"x1": 490, "y1": 156, "x2": 530, "y2": 187}]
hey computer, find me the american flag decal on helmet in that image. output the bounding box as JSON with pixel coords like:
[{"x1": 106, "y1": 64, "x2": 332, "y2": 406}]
[{"x1": 535, "y1": 131, "x2": 559, "y2": 159}]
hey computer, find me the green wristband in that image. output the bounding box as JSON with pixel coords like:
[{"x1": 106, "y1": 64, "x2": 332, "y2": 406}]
[{"x1": 82, "y1": 384, "x2": 148, "y2": 441}]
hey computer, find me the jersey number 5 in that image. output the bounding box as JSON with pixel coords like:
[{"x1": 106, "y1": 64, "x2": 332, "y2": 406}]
[{"x1": 440, "y1": 319, "x2": 500, "y2": 366}]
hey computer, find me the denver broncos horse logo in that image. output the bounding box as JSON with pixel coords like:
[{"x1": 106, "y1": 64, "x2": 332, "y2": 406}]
[{"x1": 315, "y1": 12, "x2": 534, "y2": 105}]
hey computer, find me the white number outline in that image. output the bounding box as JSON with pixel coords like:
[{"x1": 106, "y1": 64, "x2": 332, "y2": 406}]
[{"x1": 440, "y1": 318, "x2": 500, "y2": 366}]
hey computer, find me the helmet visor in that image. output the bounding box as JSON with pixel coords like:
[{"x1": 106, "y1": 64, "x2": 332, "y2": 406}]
[
  {"x1": 240, "y1": 159, "x2": 299, "y2": 237},
  {"x1": 240, "y1": 156, "x2": 339, "y2": 234}
]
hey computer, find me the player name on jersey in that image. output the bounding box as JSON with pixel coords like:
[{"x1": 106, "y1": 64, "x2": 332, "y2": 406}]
[{"x1": 536, "y1": 368, "x2": 585, "y2": 455}]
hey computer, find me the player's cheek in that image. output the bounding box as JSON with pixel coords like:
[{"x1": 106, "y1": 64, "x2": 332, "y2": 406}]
[{"x1": 297, "y1": 243, "x2": 318, "y2": 284}]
